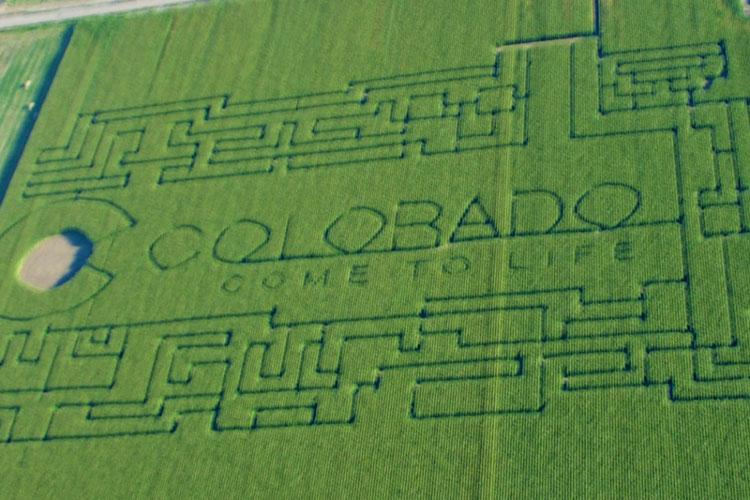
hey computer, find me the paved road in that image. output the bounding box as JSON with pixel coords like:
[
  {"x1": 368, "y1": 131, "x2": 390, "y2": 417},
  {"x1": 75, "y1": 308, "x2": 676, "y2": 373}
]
[{"x1": 0, "y1": 0, "x2": 207, "y2": 30}]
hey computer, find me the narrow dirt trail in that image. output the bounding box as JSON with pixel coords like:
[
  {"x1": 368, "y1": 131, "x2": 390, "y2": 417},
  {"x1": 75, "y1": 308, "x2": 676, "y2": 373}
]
[{"x1": 0, "y1": 0, "x2": 207, "y2": 30}]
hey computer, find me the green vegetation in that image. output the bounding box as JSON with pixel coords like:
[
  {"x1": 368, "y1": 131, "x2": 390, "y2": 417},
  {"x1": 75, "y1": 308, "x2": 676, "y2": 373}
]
[
  {"x1": 0, "y1": 0, "x2": 749, "y2": 497},
  {"x1": 0, "y1": 26, "x2": 69, "y2": 204},
  {"x1": 726, "y1": 0, "x2": 750, "y2": 16}
]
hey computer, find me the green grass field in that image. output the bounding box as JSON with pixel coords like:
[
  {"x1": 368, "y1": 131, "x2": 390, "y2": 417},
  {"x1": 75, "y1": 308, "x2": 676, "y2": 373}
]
[
  {"x1": 0, "y1": 0, "x2": 749, "y2": 497},
  {"x1": 0, "y1": 26, "x2": 69, "y2": 204}
]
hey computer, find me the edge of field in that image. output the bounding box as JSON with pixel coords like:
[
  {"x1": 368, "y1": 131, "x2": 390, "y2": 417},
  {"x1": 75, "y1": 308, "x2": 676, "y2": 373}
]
[{"x1": 0, "y1": 24, "x2": 72, "y2": 205}]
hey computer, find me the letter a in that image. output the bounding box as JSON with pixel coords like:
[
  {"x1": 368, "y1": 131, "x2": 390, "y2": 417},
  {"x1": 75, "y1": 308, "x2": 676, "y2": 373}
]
[{"x1": 449, "y1": 196, "x2": 500, "y2": 242}]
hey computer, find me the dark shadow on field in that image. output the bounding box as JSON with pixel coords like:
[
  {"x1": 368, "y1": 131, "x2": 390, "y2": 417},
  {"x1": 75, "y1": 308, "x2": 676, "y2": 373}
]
[
  {"x1": 0, "y1": 24, "x2": 74, "y2": 206},
  {"x1": 54, "y1": 229, "x2": 93, "y2": 287}
]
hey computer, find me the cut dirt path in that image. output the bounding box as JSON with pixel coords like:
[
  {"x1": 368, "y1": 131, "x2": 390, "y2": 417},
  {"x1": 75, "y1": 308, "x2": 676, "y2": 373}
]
[{"x1": 0, "y1": 0, "x2": 207, "y2": 30}]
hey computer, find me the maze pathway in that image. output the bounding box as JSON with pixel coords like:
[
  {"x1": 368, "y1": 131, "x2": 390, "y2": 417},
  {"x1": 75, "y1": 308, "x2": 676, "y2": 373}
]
[{"x1": 0, "y1": 0, "x2": 749, "y2": 497}]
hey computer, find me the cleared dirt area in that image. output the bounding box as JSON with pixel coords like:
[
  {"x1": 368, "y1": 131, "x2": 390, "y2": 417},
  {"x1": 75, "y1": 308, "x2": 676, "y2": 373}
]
[{"x1": 17, "y1": 231, "x2": 91, "y2": 290}]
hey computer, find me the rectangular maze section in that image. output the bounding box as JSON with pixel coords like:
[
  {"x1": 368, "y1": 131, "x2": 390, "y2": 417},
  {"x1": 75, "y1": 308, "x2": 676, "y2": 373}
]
[{"x1": 24, "y1": 52, "x2": 529, "y2": 197}]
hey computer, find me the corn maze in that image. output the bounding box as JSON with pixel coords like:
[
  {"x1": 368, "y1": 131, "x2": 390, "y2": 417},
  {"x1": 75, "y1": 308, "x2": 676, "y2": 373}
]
[{"x1": 0, "y1": 0, "x2": 749, "y2": 497}]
